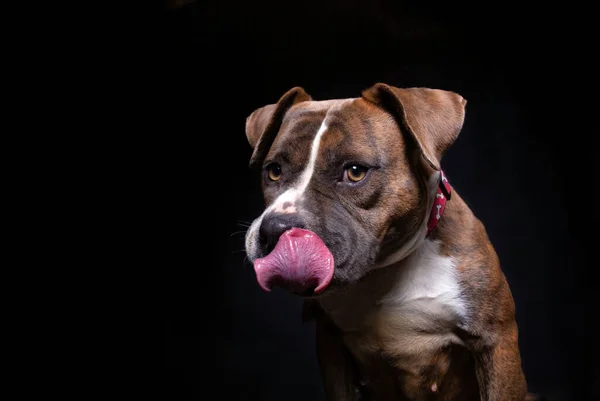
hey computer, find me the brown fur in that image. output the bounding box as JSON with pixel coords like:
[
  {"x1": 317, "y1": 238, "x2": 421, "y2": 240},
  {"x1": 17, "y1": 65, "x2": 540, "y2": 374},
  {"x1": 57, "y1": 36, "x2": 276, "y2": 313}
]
[
  {"x1": 432, "y1": 193, "x2": 527, "y2": 400},
  {"x1": 245, "y1": 84, "x2": 535, "y2": 401},
  {"x1": 246, "y1": 87, "x2": 311, "y2": 168}
]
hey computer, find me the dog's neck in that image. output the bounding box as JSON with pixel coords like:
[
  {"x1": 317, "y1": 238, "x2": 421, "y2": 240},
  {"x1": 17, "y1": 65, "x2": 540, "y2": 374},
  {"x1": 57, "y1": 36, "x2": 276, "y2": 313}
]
[
  {"x1": 373, "y1": 169, "x2": 448, "y2": 270},
  {"x1": 426, "y1": 170, "x2": 451, "y2": 236}
]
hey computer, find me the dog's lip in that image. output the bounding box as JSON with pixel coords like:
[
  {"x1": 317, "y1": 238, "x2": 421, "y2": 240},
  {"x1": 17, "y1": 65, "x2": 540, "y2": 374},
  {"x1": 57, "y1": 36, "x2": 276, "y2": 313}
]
[
  {"x1": 294, "y1": 282, "x2": 342, "y2": 298},
  {"x1": 253, "y1": 228, "x2": 334, "y2": 294}
]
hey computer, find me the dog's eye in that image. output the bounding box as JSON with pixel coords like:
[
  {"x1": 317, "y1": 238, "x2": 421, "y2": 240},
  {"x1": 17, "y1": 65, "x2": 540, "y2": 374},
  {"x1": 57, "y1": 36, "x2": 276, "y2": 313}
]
[
  {"x1": 345, "y1": 165, "x2": 368, "y2": 182},
  {"x1": 266, "y1": 163, "x2": 282, "y2": 181}
]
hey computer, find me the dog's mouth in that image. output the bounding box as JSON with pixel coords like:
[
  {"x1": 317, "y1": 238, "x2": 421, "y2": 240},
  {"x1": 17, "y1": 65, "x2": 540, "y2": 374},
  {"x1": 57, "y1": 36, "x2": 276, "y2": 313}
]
[{"x1": 253, "y1": 228, "x2": 334, "y2": 295}]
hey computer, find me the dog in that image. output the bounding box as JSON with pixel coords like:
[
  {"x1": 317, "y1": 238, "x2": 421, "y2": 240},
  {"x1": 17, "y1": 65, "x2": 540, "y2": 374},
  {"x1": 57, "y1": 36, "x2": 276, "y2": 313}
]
[{"x1": 243, "y1": 84, "x2": 540, "y2": 401}]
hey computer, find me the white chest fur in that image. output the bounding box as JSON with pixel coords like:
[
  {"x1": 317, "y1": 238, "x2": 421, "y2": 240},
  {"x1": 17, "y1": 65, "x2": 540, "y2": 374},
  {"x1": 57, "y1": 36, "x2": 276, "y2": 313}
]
[
  {"x1": 319, "y1": 239, "x2": 466, "y2": 368},
  {"x1": 379, "y1": 239, "x2": 465, "y2": 315}
]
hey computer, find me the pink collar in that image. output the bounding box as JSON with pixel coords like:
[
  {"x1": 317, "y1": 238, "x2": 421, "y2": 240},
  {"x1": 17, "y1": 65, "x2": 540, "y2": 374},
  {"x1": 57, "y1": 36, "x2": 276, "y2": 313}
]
[{"x1": 426, "y1": 170, "x2": 451, "y2": 237}]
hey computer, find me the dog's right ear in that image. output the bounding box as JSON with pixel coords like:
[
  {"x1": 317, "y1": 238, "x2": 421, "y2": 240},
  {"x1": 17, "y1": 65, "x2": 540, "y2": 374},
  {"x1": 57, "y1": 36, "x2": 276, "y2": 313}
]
[
  {"x1": 245, "y1": 87, "x2": 311, "y2": 168},
  {"x1": 362, "y1": 83, "x2": 466, "y2": 171}
]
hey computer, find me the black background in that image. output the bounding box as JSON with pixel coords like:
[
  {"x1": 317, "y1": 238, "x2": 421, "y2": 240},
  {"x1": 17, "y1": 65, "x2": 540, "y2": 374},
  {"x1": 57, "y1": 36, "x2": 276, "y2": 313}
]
[{"x1": 161, "y1": 1, "x2": 596, "y2": 400}]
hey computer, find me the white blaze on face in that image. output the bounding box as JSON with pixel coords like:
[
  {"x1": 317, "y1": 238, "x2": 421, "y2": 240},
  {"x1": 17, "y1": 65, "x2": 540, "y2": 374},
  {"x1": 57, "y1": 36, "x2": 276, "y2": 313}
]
[
  {"x1": 244, "y1": 115, "x2": 329, "y2": 261},
  {"x1": 245, "y1": 99, "x2": 353, "y2": 261},
  {"x1": 244, "y1": 123, "x2": 327, "y2": 259},
  {"x1": 268, "y1": 121, "x2": 328, "y2": 214}
]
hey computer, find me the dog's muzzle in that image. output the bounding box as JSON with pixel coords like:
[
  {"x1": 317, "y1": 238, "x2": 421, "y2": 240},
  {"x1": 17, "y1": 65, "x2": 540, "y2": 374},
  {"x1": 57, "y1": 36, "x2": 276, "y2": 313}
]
[{"x1": 253, "y1": 226, "x2": 334, "y2": 295}]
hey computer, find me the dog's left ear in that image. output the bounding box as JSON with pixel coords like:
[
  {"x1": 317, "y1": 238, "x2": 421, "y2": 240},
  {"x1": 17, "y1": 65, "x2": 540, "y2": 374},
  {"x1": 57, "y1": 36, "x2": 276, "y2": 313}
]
[
  {"x1": 362, "y1": 83, "x2": 466, "y2": 171},
  {"x1": 245, "y1": 87, "x2": 312, "y2": 168}
]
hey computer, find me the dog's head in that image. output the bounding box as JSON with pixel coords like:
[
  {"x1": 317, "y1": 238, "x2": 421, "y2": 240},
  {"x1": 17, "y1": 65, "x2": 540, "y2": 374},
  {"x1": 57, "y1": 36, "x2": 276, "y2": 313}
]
[{"x1": 244, "y1": 84, "x2": 466, "y2": 296}]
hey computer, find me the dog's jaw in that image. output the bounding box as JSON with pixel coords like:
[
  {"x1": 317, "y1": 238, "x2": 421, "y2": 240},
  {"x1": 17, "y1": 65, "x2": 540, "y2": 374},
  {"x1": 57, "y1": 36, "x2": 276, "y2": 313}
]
[{"x1": 244, "y1": 217, "x2": 262, "y2": 262}]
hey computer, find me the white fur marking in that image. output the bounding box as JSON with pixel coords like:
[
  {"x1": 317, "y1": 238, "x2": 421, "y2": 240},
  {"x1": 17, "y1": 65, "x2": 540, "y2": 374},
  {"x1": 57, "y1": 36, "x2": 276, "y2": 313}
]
[
  {"x1": 268, "y1": 120, "x2": 328, "y2": 213},
  {"x1": 265, "y1": 120, "x2": 328, "y2": 216},
  {"x1": 380, "y1": 239, "x2": 466, "y2": 320},
  {"x1": 298, "y1": 121, "x2": 328, "y2": 195}
]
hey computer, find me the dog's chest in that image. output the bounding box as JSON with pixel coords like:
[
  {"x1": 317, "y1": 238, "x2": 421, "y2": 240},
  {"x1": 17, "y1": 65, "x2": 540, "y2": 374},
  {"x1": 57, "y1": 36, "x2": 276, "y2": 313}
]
[{"x1": 319, "y1": 240, "x2": 466, "y2": 375}]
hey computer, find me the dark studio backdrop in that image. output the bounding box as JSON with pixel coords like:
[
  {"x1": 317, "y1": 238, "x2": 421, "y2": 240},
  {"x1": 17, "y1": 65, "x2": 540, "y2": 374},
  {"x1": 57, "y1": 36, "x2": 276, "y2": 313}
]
[{"x1": 161, "y1": 1, "x2": 596, "y2": 400}]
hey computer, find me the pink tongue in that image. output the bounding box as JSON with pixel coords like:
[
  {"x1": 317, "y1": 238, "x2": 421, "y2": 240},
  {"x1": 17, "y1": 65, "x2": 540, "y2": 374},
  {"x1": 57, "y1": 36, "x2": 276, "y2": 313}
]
[{"x1": 253, "y1": 228, "x2": 334, "y2": 294}]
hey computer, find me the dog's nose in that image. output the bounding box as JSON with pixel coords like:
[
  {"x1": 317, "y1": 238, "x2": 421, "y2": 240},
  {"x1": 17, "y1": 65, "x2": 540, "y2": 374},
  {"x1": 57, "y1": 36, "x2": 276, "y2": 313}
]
[{"x1": 259, "y1": 213, "x2": 305, "y2": 255}]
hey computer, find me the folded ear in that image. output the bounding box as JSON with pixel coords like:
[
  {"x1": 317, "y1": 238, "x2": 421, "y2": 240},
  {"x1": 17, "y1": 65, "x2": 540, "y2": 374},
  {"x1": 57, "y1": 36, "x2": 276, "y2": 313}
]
[
  {"x1": 361, "y1": 83, "x2": 466, "y2": 171},
  {"x1": 245, "y1": 87, "x2": 311, "y2": 168}
]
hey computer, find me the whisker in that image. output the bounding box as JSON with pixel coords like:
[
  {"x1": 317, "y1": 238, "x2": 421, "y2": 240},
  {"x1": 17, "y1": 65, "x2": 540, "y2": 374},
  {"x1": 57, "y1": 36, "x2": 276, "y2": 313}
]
[{"x1": 229, "y1": 230, "x2": 249, "y2": 238}]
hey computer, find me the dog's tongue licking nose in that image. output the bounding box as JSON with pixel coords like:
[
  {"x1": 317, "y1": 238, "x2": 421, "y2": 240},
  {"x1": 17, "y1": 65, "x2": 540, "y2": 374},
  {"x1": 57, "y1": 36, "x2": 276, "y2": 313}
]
[{"x1": 254, "y1": 228, "x2": 334, "y2": 294}]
